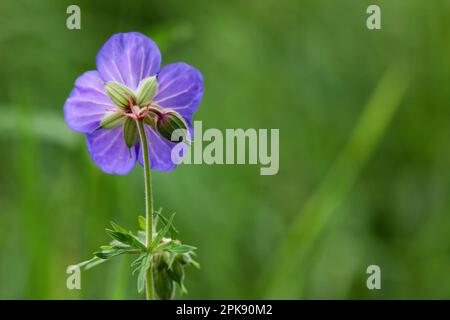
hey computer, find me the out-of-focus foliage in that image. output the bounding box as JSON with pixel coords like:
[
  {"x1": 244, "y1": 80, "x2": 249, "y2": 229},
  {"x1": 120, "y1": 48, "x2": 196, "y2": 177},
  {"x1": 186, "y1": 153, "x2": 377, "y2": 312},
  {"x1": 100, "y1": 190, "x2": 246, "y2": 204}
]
[{"x1": 0, "y1": 0, "x2": 449, "y2": 299}]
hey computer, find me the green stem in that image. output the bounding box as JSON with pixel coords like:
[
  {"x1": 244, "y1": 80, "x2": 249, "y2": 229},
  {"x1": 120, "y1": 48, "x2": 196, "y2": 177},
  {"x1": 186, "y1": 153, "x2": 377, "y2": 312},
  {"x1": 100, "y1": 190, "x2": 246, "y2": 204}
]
[{"x1": 136, "y1": 120, "x2": 154, "y2": 300}]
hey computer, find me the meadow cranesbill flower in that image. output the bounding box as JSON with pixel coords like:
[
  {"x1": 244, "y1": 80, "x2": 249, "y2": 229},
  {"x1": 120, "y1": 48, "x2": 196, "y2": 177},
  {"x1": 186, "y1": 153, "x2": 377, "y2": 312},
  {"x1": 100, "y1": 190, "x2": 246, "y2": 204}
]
[
  {"x1": 65, "y1": 32, "x2": 203, "y2": 300},
  {"x1": 64, "y1": 32, "x2": 203, "y2": 174}
]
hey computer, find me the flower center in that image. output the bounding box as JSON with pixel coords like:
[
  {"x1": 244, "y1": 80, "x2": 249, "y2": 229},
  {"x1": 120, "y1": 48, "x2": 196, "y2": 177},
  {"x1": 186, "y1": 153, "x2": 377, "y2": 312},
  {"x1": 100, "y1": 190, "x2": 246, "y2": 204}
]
[{"x1": 104, "y1": 76, "x2": 164, "y2": 122}]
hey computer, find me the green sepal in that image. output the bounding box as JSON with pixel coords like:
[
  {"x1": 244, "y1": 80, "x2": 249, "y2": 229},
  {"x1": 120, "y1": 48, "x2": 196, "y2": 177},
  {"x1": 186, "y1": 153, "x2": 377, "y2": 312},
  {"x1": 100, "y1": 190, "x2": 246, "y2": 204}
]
[
  {"x1": 178, "y1": 252, "x2": 200, "y2": 269},
  {"x1": 136, "y1": 76, "x2": 158, "y2": 105},
  {"x1": 163, "y1": 251, "x2": 176, "y2": 269},
  {"x1": 123, "y1": 118, "x2": 139, "y2": 148},
  {"x1": 105, "y1": 81, "x2": 136, "y2": 109},
  {"x1": 156, "y1": 110, "x2": 189, "y2": 143},
  {"x1": 153, "y1": 241, "x2": 196, "y2": 255},
  {"x1": 98, "y1": 111, "x2": 125, "y2": 130}
]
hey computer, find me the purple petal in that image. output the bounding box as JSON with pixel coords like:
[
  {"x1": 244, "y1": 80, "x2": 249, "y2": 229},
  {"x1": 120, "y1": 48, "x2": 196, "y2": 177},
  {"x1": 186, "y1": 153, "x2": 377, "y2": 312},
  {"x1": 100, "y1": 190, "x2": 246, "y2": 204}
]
[
  {"x1": 154, "y1": 62, "x2": 204, "y2": 122},
  {"x1": 96, "y1": 32, "x2": 161, "y2": 90},
  {"x1": 137, "y1": 125, "x2": 183, "y2": 171},
  {"x1": 64, "y1": 71, "x2": 113, "y2": 133},
  {"x1": 86, "y1": 126, "x2": 137, "y2": 174}
]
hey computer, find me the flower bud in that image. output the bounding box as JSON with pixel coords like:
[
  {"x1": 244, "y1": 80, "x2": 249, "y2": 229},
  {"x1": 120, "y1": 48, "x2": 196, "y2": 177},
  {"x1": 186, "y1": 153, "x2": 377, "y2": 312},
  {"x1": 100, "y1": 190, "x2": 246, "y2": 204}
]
[
  {"x1": 104, "y1": 82, "x2": 136, "y2": 109},
  {"x1": 123, "y1": 118, "x2": 139, "y2": 148},
  {"x1": 156, "y1": 110, "x2": 188, "y2": 143},
  {"x1": 154, "y1": 269, "x2": 174, "y2": 300},
  {"x1": 167, "y1": 260, "x2": 185, "y2": 286},
  {"x1": 99, "y1": 111, "x2": 125, "y2": 130},
  {"x1": 135, "y1": 76, "x2": 158, "y2": 106}
]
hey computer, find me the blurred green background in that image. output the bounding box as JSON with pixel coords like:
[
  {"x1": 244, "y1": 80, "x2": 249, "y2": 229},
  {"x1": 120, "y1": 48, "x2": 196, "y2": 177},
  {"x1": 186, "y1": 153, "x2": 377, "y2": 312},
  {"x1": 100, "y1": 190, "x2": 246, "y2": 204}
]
[{"x1": 0, "y1": 0, "x2": 449, "y2": 299}]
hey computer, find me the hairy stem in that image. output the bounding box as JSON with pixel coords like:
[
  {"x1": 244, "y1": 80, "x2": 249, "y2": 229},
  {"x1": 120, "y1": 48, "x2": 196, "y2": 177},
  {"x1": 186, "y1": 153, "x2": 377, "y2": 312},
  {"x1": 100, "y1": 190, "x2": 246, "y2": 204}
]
[{"x1": 137, "y1": 120, "x2": 154, "y2": 300}]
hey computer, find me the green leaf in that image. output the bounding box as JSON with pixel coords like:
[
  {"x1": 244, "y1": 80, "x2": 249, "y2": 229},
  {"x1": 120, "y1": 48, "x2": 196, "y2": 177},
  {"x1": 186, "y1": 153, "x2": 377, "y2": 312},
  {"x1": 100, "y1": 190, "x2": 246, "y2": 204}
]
[
  {"x1": 108, "y1": 221, "x2": 146, "y2": 250},
  {"x1": 131, "y1": 254, "x2": 146, "y2": 276},
  {"x1": 105, "y1": 228, "x2": 129, "y2": 244},
  {"x1": 85, "y1": 258, "x2": 107, "y2": 270},
  {"x1": 137, "y1": 253, "x2": 152, "y2": 293},
  {"x1": 167, "y1": 244, "x2": 197, "y2": 254},
  {"x1": 94, "y1": 247, "x2": 140, "y2": 260},
  {"x1": 136, "y1": 76, "x2": 158, "y2": 105},
  {"x1": 153, "y1": 241, "x2": 196, "y2": 255},
  {"x1": 131, "y1": 253, "x2": 146, "y2": 268},
  {"x1": 99, "y1": 111, "x2": 125, "y2": 130},
  {"x1": 156, "y1": 210, "x2": 179, "y2": 238},
  {"x1": 127, "y1": 233, "x2": 147, "y2": 251},
  {"x1": 105, "y1": 228, "x2": 146, "y2": 251},
  {"x1": 110, "y1": 221, "x2": 128, "y2": 234},
  {"x1": 94, "y1": 250, "x2": 119, "y2": 260},
  {"x1": 109, "y1": 240, "x2": 130, "y2": 249},
  {"x1": 76, "y1": 256, "x2": 109, "y2": 270},
  {"x1": 104, "y1": 81, "x2": 136, "y2": 109},
  {"x1": 153, "y1": 241, "x2": 178, "y2": 253},
  {"x1": 123, "y1": 118, "x2": 139, "y2": 148},
  {"x1": 151, "y1": 213, "x2": 176, "y2": 251}
]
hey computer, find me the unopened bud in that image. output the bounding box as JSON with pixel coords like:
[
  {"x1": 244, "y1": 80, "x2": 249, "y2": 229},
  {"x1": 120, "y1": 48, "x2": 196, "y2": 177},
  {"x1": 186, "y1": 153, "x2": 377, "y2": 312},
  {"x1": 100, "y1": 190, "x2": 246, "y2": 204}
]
[
  {"x1": 104, "y1": 82, "x2": 136, "y2": 109},
  {"x1": 154, "y1": 270, "x2": 174, "y2": 300},
  {"x1": 123, "y1": 118, "x2": 139, "y2": 148},
  {"x1": 135, "y1": 76, "x2": 158, "y2": 106},
  {"x1": 167, "y1": 261, "x2": 185, "y2": 286},
  {"x1": 99, "y1": 111, "x2": 125, "y2": 130},
  {"x1": 156, "y1": 110, "x2": 188, "y2": 143}
]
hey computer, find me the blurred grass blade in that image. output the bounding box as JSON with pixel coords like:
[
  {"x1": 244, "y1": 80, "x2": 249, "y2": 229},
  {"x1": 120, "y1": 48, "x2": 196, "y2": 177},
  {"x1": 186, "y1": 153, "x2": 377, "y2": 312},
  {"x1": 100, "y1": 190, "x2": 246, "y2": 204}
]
[
  {"x1": 0, "y1": 108, "x2": 78, "y2": 148},
  {"x1": 261, "y1": 64, "x2": 411, "y2": 298}
]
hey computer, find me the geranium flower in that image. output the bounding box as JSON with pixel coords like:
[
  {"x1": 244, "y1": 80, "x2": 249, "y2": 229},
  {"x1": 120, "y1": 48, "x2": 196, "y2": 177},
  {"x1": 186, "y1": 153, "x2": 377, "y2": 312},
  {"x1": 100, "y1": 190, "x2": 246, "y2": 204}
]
[{"x1": 64, "y1": 32, "x2": 203, "y2": 174}]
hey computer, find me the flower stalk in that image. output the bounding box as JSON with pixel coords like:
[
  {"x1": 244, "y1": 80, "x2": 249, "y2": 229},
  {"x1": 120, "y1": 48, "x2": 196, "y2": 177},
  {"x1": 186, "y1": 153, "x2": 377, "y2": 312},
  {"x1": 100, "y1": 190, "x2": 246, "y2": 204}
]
[{"x1": 136, "y1": 119, "x2": 155, "y2": 300}]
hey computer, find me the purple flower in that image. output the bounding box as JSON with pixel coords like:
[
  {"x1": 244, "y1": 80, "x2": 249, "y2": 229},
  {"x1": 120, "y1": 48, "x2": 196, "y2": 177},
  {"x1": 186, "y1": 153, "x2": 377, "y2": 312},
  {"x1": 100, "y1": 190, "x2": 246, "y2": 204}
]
[{"x1": 64, "y1": 32, "x2": 203, "y2": 174}]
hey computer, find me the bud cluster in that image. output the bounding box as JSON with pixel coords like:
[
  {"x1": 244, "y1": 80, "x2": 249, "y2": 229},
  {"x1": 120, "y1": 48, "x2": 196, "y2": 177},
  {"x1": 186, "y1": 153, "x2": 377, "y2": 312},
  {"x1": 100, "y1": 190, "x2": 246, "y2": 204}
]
[
  {"x1": 76, "y1": 210, "x2": 199, "y2": 299},
  {"x1": 98, "y1": 76, "x2": 189, "y2": 147}
]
